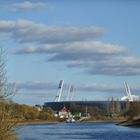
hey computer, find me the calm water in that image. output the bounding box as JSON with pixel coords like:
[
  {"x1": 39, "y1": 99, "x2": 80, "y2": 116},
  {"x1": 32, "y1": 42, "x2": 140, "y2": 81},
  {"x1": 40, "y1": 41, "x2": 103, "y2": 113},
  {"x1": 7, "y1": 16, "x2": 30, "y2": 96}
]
[{"x1": 16, "y1": 122, "x2": 140, "y2": 140}]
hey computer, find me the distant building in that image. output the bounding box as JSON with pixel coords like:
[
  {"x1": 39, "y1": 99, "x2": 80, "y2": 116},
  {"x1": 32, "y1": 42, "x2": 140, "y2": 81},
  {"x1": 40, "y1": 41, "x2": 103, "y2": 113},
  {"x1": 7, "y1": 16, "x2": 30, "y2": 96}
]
[
  {"x1": 34, "y1": 105, "x2": 42, "y2": 111},
  {"x1": 58, "y1": 106, "x2": 70, "y2": 119}
]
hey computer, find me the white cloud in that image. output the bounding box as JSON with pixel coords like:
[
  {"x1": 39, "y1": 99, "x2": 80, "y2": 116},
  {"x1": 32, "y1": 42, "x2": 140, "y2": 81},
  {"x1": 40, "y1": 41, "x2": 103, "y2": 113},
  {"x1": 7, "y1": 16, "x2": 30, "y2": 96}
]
[
  {"x1": 9, "y1": 81, "x2": 57, "y2": 91},
  {"x1": 1, "y1": 19, "x2": 140, "y2": 76},
  {"x1": 0, "y1": 19, "x2": 105, "y2": 44},
  {"x1": 47, "y1": 41, "x2": 128, "y2": 61},
  {"x1": 76, "y1": 83, "x2": 124, "y2": 93},
  {"x1": 12, "y1": 1, "x2": 47, "y2": 10},
  {"x1": 13, "y1": 41, "x2": 140, "y2": 76},
  {"x1": 68, "y1": 56, "x2": 140, "y2": 76},
  {"x1": 8, "y1": 81, "x2": 122, "y2": 93},
  {"x1": 13, "y1": 41, "x2": 129, "y2": 61},
  {"x1": 9, "y1": 81, "x2": 140, "y2": 96}
]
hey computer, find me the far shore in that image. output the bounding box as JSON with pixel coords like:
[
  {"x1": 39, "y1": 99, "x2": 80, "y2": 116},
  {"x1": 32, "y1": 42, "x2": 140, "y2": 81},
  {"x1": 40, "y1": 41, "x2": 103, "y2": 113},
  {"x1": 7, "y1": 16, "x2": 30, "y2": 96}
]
[
  {"x1": 17, "y1": 118, "x2": 126, "y2": 126},
  {"x1": 17, "y1": 120, "x2": 60, "y2": 126},
  {"x1": 83, "y1": 119, "x2": 125, "y2": 123},
  {"x1": 117, "y1": 118, "x2": 140, "y2": 127}
]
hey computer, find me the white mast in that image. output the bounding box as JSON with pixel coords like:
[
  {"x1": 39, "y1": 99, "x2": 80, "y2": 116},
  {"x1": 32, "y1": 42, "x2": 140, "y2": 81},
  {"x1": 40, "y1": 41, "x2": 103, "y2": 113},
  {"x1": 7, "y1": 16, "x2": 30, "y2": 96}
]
[
  {"x1": 121, "y1": 82, "x2": 139, "y2": 102},
  {"x1": 66, "y1": 85, "x2": 71, "y2": 101},
  {"x1": 70, "y1": 85, "x2": 74, "y2": 101},
  {"x1": 55, "y1": 80, "x2": 64, "y2": 102},
  {"x1": 124, "y1": 82, "x2": 133, "y2": 101}
]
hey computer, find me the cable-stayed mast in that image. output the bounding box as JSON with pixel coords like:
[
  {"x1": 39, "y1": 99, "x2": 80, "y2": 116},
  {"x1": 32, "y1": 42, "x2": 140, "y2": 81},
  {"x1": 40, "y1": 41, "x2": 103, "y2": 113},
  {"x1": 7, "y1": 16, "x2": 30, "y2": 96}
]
[
  {"x1": 124, "y1": 82, "x2": 133, "y2": 101},
  {"x1": 121, "y1": 82, "x2": 139, "y2": 102},
  {"x1": 55, "y1": 80, "x2": 64, "y2": 102},
  {"x1": 66, "y1": 85, "x2": 75, "y2": 101},
  {"x1": 66, "y1": 85, "x2": 71, "y2": 101},
  {"x1": 70, "y1": 85, "x2": 75, "y2": 101}
]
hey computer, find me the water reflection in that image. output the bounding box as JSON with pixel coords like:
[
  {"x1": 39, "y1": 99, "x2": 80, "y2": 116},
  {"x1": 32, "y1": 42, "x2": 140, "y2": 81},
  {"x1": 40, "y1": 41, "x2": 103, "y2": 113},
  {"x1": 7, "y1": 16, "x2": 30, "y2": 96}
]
[{"x1": 16, "y1": 122, "x2": 140, "y2": 140}]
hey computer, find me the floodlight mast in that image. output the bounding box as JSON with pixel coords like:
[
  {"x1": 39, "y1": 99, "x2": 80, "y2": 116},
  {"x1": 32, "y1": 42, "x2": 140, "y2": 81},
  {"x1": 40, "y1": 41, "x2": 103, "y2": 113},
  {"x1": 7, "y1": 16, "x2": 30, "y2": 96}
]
[
  {"x1": 66, "y1": 85, "x2": 75, "y2": 101},
  {"x1": 70, "y1": 85, "x2": 74, "y2": 101},
  {"x1": 66, "y1": 85, "x2": 71, "y2": 101},
  {"x1": 55, "y1": 80, "x2": 64, "y2": 102},
  {"x1": 124, "y1": 82, "x2": 133, "y2": 101}
]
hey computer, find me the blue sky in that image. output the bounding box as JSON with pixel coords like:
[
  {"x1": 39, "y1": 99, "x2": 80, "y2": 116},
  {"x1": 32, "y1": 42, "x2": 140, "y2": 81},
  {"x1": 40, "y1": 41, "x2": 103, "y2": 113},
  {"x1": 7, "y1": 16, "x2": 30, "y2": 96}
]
[{"x1": 0, "y1": 0, "x2": 140, "y2": 105}]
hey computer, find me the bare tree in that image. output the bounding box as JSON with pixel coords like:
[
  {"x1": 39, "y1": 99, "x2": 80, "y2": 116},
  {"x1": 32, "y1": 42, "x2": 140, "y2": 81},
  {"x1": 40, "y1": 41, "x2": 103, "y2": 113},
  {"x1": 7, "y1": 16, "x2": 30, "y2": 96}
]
[{"x1": 0, "y1": 47, "x2": 18, "y2": 140}]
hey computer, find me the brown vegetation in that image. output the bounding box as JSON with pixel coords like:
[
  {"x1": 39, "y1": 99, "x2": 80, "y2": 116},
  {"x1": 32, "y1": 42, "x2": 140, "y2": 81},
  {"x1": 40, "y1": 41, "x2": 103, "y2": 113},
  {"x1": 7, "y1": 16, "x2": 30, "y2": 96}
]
[
  {"x1": 125, "y1": 101, "x2": 140, "y2": 120},
  {"x1": 0, "y1": 48, "x2": 18, "y2": 140},
  {"x1": 0, "y1": 101, "x2": 17, "y2": 140},
  {"x1": 12, "y1": 103, "x2": 56, "y2": 121},
  {"x1": 118, "y1": 101, "x2": 140, "y2": 127}
]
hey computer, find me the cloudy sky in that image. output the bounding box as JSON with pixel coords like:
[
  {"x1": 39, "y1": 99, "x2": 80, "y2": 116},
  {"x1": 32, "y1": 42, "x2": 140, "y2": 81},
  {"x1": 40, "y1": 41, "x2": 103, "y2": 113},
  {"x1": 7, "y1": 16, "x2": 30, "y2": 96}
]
[{"x1": 1, "y1": 0, "x2": 140, "y2": 105}]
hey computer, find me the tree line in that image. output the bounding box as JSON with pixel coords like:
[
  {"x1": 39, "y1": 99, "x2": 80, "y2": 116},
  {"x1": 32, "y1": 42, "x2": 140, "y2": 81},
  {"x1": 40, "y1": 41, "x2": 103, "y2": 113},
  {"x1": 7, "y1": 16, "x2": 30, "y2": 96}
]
[
  {"x1": 125, "y1": 101, "x2": 140, "y2": 120},
  {"x1": 12, "y1": 103, "x2": 55, "y2": 121}
]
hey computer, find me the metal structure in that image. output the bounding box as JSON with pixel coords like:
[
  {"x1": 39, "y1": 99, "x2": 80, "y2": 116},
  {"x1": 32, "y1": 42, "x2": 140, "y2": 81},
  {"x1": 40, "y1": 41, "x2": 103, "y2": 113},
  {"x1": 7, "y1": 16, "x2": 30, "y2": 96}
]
[
  {"x1": 67, "y1": 85, "x2": 75, "y2": 101},
  {"x1": 66, "y1": 85, "x2": 71, "y2": 101},
  {"x1": 70, "y1": 85, "x2": 75, "y2": 101},
  {"x1": 55, "y1": 80, "x2": 64, "y2": 102},
  {"x1": 121, "y1": 82, "x2": 139, "y2": 102}
]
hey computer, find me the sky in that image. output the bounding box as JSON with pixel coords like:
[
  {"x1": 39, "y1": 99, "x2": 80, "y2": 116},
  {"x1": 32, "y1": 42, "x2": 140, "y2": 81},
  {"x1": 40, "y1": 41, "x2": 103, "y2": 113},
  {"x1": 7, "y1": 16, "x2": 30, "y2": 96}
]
[{"x1": 0, "y1": 0, "x2": 140, "y2": 105}]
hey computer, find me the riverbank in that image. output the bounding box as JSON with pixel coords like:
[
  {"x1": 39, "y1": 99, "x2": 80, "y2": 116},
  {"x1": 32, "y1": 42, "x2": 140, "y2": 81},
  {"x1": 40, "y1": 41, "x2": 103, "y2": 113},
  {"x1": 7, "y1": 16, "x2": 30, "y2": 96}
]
[
  {"x1": 84, "y1": 119, "x2": 125, "y2": 123},
  {"x1": 17, "y1": 120, "x2": 59, "y2": 126},
  {"x1": 17, "y1": 118, "x2": 125, "y2": 126},
  {"x1": 16, "y1": 118, "x2": 140, "y2": 131},
  {"x1": 118, "y1": 118, "x2": 140, "y2": 127}
]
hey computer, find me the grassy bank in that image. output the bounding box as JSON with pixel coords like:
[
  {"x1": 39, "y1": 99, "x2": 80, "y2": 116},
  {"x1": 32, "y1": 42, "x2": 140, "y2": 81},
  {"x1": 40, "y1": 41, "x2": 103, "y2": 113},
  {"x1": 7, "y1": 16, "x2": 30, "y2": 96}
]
[
  {"x1": 83, "y1": 117, "x2": 126, "y2": 123},
  {"x1": 17, "y1": 120, "x2": 59, "y2": 126},
  {"x1": 84, "y1": 119, "x2": 125, "y2": 123},
  {"x1": 118, "y1": 119, "x2": 140, "y2": 127},
  {"x1": 17, "y1": 118, "x2": 124, "y2": 126}
]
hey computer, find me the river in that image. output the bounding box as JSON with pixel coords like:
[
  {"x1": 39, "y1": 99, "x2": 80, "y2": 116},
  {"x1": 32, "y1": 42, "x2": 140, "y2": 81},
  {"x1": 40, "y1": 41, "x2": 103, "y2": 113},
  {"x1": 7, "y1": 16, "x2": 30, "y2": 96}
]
[{"x1": 16, "y1": 122, "x2": 140, "y2": 140}]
